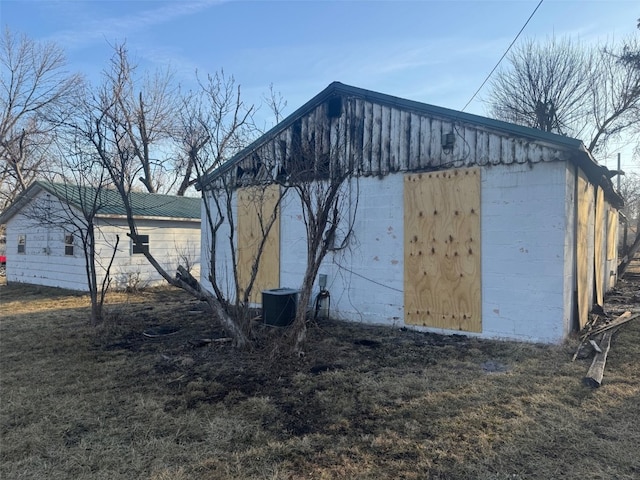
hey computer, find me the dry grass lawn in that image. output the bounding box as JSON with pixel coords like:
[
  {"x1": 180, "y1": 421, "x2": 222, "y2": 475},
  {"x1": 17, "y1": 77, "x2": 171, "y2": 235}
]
[{"x1": 1, "y1": 277, "x2": 640, "y2": 479}]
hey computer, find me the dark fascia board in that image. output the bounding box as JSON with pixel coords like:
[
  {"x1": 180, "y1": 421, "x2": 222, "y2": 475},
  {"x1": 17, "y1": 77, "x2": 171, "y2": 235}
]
[{"x1": 197, "y1": 81, "x2": 589, "y2": 189}]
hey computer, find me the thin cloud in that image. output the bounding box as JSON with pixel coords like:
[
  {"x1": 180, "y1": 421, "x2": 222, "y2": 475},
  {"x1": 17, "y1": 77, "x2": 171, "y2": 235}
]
[{"x1": 47, "y1": 0, "x2": 226, "y2": 51}]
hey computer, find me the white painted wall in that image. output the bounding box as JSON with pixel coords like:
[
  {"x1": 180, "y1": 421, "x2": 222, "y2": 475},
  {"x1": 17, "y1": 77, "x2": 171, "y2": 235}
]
[
  {"x1": 96, "y1": 218, "x2": 201, "y2": 290},
  {"x1": 200, "y1": 193, "x2": 237, "y2": 300},
  {"x1": 202, "y1": 161, "x2": 612, "y2": 343},
  {"x1": 481, "y1": 162, "x2": 571, "y2": 343},
  {"x1": 5, "y1": 191, "x2": 201, "y2": 291},
  {"x1": 290, "y1": 175, "x2": 406, "y2": 326},
  {"x1": 5, "y1": 191, "x2": 88, "y2": 290},
  {"x1": 563, "y1": 165, "x2": 577, "y2": 338},
  {"x1": 5, "y1": 214, "x2": 88, "y2": 290}
]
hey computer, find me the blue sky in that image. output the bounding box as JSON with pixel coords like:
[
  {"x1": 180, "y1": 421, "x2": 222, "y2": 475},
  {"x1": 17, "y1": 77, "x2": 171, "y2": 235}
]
[{"x1": 1, "y1": 0, "x2": 638, "y2": 168}]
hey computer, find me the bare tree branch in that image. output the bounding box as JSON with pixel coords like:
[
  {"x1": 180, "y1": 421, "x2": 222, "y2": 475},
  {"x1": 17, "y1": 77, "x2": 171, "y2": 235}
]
[{"x1": 0, "y1": 28, "x2": 83, "y2": 210}]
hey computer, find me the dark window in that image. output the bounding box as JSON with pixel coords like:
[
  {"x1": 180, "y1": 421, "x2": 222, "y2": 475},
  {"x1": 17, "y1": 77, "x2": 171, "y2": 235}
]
[
  {"x1": 132, "y1": 235, "x2": 149, "y2": 254},
  {"x1": 64, "y1": 234, "x2": 74, "y2": 256},
  {"x1": 17, "y1": 234, "x2": 26, "y2": 254}
]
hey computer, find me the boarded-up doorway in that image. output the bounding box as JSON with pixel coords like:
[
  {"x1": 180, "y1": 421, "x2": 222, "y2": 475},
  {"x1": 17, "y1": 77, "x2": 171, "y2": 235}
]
[
  {"x1": 237, "y1": 184, "x2": 280, "y2": 304},
  {"x1": 404, "y1": 167, "x2": 481, "y2": 332}
]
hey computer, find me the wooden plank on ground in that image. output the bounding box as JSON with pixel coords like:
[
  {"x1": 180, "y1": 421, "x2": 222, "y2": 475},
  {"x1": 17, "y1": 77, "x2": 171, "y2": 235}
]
[
  {"x1": 583, "y1": 331, "x2": 613, "y2": 388},
  {"x1": 588, "y1": 311, "x2": 639, "y2": 337}
]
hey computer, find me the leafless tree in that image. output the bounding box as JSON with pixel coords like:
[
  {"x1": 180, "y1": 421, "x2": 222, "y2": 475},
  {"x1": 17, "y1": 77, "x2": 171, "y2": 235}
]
[
  {"x1": 620, "y1": 172, "x2": 640, "y2": 230},
  {"x1": 0, "y1": 28, "x2": 82, "y2": 210},
  {"x1": 74, "y1": 52, "x2": 269, "y2": 346},
  {"x1": 174, "y1": 71, "x2": 257, "y2": 194},
  {"x1": 488, "y1": 35, "x2": 640, "y2": 155},
  {"x1": 177, "y1": 74, "x2": 287, "y2": 338},
  {"x1": 276, "y1": 122, "x2": 358, "y2": 353},
  {"x1": 98, "y1": 42, "x2": 180, "y2": 194},
  {"x1": 488, "y1": 37, "x2": 591, "y2": 135},
  {"x1": 21, "y1": 169, "x2": 118, "y2": 325},
  {"x1": 587, "y1": 36, "x2": 640, "y2": 154},
  {"x1": 618, "y1": 171, "x2": 640, "y2": 275}
]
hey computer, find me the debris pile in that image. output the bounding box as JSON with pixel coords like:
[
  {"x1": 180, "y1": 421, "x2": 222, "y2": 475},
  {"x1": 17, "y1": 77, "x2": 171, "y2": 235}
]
[{"x1": 574, "y1": 273, "x2": 640, "y2": 387}]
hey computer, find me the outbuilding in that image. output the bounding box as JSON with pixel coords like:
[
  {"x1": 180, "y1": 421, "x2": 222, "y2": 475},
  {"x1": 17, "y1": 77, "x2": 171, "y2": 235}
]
[
  {"x1": 0, "y1": 181, "x2": 201, "y2": 291},
  {"x1": 198, "y1": 82, "x2": 623, "y2": 343}
]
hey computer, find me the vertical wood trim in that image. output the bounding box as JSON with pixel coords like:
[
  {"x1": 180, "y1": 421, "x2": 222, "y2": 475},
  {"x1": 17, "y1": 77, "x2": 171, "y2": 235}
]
[
  {"x1": 501, "y1": 137, "x2": 514, "y2": 165},
  {"x1": 476, "y1": 131, "x2": 489, "y2": 166},
  {"x1": 430, "y1": 118, "x2": 442, "y2": 166},
  {"x1": 464, "y1": 127, "x2": 476, "y2": 165},
  {"x1": 372, "y1": 103, "x2": 382, "y2": 175},
  {"x1": 576, "y1": 170, "x2": 594, "y2": 329},
  {"x1": 362, "y1": 100, "x2": 373, "y2": 175},
  {"x1": 390, "y1": 108, "x2": 401, "y2": 172},
  {"x1": 607, "y1": 208, "x2": 618, "y2": 261},
  {"x1": 353, "y1": 98, "x2": 364, "y2": 174},
  {"x1": 404, "y1": 167, "x2": 481, "y2": 332},
  {"x1": 381, "y1": 105, "x2": 391, "y2": 175},
  {"x1": 419, "y1": 116, "x2": 430, "y2": 167},
  {"x1": 237, "y1": 184, "x2": 280, "y2": 304},
  {"x1": 594, "y1": 187, "x2": 605, "y2": 306}
]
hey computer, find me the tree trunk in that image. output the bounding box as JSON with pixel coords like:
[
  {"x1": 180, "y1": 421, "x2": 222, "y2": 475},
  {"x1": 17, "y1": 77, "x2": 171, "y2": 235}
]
[
  {"x1": 291, "y1": 265, "x2": 318, "y2": 354},
  {"x1": 176, "y1": 265, "x2": 250, "y2": 349}
]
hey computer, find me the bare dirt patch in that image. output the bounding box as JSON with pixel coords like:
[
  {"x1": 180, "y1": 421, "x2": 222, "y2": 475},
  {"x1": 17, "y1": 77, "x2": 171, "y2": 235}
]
[{"x1": 1, "y1": 279, "x2": 640, "y2": 479}]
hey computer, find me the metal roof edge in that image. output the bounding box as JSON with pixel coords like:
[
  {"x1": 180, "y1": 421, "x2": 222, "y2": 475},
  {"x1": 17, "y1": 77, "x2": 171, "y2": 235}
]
[
  {"x1": 0, "y1": 181, "x2": 202, "y2": 223},
  {"x1": 95, "y1": 213, "x2": 201, "y2": 222}
]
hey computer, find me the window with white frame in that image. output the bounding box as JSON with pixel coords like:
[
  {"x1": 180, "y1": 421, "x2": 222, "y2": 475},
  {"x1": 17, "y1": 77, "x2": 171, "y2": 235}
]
[
  {"x1": 17, "y1": 234, "x2": 26, "y2": 254},
  {"x1": 131, "y1": 235, "x2": 149, "y2": 255},
  {"x1": 64, "y1": 233, "x2": 74, "y2": 256}
]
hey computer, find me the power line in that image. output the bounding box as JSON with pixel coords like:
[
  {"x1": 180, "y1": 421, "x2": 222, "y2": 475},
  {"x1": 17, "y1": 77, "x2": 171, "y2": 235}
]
[{"x1": 461, "y1": 0, "x2": 544, "y2": 112}]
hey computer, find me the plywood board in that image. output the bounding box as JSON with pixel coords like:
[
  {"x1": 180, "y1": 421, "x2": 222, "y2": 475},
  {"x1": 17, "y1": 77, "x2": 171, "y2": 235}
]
[
  {"x1": 237, "y1": 184, "x2": 280, "y2": 304},
  {"x1": 594, "y1": 187, "x2": 605, "y2": 306},
  {"x1": 607, "y1": 208, "x2": 618, "y2": 261},
  {"x1": 404, "y1": 167, "x2": 481, "y2": 332},
  {"x1": 576, "y1": 171, "x2": 595, "y2": 329}
]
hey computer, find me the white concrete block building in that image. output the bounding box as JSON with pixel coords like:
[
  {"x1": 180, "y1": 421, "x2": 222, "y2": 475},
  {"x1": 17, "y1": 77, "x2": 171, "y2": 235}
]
[
  {"x1": 197, "y1": 82, "x2": 623, "y2": 343},
  {"x1": 0, "y1": 182, "x2": 201, "y2": 291}
]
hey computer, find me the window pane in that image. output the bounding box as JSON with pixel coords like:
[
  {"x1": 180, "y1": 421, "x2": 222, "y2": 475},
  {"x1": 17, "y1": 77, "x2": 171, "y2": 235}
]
[
  {"x1": 64, "y1": 234, "x2": 74, "y2": 256},
  {"x1": 18, "y1": 234, "x2": 25, "y2": 254},
  {"x1": 132, "y1": 235, "x2": 149, "y2": 255}
]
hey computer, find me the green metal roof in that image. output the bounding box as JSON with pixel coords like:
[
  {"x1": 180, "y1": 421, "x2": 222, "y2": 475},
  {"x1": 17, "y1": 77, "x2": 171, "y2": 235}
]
[{"x1": 0, "y1": 182, "x2": 201, "y2": 224}]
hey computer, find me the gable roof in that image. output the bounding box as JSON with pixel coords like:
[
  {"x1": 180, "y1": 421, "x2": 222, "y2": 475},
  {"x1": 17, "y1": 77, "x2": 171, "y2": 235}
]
[
  {"x1": 197, "y1": 81, "x2": 623, "y2": 207},
  {"x1": 0, "y1": 181, "x2": 201, "y2": 224}
]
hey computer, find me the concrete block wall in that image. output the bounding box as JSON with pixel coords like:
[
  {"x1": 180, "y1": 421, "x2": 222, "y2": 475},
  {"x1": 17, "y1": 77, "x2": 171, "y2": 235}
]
[
  {"x1": 279, "y1": 175, "x2": 406, "y2": 325},
  {"x1": 481, "y1": 161, "x2": 570, "y2": 343},
  {"x1": 200, "y1": 192, "x2": 238, "y2": 300},
  {"x1": 202, "y1": 161, "x2": 580, "y2": 343}
]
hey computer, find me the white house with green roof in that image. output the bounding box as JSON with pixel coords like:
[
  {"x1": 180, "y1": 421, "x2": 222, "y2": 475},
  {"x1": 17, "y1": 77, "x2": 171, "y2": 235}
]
[
  {"x1": 197, "y1": 82, "x2": 624, "y2": 344},
  {"x1": 0, "y1": 182, "x2": 201, "y2": 291}
]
